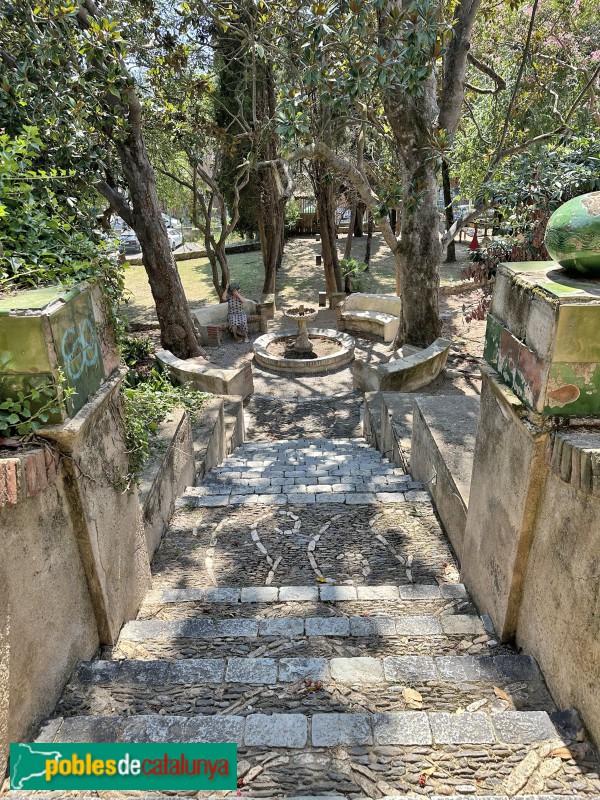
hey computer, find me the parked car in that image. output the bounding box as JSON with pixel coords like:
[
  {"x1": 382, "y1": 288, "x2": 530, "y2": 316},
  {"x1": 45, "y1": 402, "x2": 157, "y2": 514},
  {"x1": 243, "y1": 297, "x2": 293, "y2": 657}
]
[
  {"x1": 116, "y1": 226, "x2": 141, "y2": 255},
  {"x1": 162, "y1": 214, "x2": 184, "y2": 251}
]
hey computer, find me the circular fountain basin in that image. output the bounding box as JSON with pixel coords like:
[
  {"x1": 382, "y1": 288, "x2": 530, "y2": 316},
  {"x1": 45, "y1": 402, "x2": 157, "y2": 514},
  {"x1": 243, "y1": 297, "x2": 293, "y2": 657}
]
[{"x1": 253, "y1": 328, "x2": 355, "y2": 374}]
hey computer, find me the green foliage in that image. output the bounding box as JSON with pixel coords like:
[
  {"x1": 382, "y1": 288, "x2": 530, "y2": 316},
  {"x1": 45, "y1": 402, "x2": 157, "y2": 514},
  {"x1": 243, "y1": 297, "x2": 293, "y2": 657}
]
[
  {"x1": 341, "y1": 257, "x2": 368, "y2": 291},
  {"x1": 478, "y1": 137, "x2": 600, "y2": 216},
  {"x1": 0, "y1": 127, "x2": 121, "y2": 293},
  {"x1": 284, "y1": 196, "x2": 301, "y2": 231},
  {"x1": 121, "y1": 365, "x2": 210, "y2": 487},
  {"x1": 0, "y1": 370, "x2": 75, "y2": 439},
  {"x1": 120, "y1": 334, "x2": 153, "y2": 369}
]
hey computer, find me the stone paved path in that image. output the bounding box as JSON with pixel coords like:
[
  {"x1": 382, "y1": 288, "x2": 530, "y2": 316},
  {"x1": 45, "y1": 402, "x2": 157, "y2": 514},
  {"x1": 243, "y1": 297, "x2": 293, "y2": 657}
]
[{"x1": 26, "y1": 407, "x2": 600, "y2": 798}]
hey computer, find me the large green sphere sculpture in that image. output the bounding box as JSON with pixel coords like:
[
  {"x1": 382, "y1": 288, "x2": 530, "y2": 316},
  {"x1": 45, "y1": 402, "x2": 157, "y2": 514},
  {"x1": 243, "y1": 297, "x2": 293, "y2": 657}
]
[{"x1": 545, "y1": 191, "x2": 600, "y2": 276}]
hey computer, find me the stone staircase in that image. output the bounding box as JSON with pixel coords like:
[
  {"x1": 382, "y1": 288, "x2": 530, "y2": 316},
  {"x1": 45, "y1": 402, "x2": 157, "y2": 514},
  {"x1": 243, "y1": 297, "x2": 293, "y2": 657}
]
[{"x1": 30, "y1": 436, "x2": 600, "y2": 797}]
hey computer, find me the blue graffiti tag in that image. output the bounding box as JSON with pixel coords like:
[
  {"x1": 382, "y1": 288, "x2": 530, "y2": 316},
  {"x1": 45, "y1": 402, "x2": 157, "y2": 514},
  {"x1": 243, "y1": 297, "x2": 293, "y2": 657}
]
[{"x1": 61, "y1": 317, "x2": 99, "y2": 381}]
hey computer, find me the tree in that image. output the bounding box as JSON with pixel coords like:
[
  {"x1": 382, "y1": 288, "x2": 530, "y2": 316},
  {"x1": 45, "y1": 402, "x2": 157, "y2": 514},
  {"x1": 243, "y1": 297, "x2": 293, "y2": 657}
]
[
  {"x1": 211, "y1": 4, "x2": 290, "y2": 295},
  {"x1": 0, "y1": 0, "x2": 204, "y2": 358},
  {"x1": 248, "y1": 0, "x2": 597, "y2": 346},
  {"x1": 143, "y1": 61, "x2": 250, "y2": 300}
]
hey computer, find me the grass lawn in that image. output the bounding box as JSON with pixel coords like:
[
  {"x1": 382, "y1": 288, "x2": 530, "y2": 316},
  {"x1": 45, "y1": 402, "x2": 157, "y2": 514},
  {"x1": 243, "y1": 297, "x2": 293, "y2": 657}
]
[{"x1": 123, "y1": 233, "x2": 471, "y2": 325}]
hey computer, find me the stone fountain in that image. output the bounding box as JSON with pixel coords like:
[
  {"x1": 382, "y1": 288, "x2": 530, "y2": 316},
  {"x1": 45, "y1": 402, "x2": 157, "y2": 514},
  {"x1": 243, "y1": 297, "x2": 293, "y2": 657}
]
[
  {"x1": 252, "y1": 302, "x2": 355, "y2": 374},
  {"x1": 283, "y1": 304, "x2": 319, "y2": 353}
]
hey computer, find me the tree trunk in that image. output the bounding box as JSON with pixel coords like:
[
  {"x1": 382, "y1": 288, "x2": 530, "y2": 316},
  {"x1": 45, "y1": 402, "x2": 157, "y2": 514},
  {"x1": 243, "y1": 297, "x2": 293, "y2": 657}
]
[
  {"x1": 344, "y1": 199, "x2": 356, "y2": 259},
  {"x1": 258, "y1": 187, "x2": 285, "y2": 295},
  {"x1": 396, "y1": 161, "x2": 442, "y2": 347},
  {"x1": 314, "y1": 166, "x2": 342, "y2": 294},
  {"x1": 115, "y1": 141, "x2": 203, "y2": 358},
  {"x1": 442, "y1": 160, "x2": 456, "y2": 263},
  {"x1": 384, "y1": 74, "x2": 442, "y2": 347},
  {"x1": 354, "y1": 201, "x2": 365, "y2": 236},
  {"x1": 364, "y1": 212, "x2": 374, "y2": 268}
]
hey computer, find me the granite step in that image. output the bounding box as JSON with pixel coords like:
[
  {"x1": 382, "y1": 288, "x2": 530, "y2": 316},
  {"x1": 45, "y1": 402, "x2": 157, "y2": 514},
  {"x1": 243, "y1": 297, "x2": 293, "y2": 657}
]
[
  {"x1": 73, "y1": 653, "x2": 543, "y2": 687},
  {"x1": 40, "y1": 710, "x2": 561, "y2": 747},
  {"x1": 118, "y1": 614, "x2": 488, "y2": 643},
  {"x1": 142, "y1": 582, "x2": 470, "y2": 605}
]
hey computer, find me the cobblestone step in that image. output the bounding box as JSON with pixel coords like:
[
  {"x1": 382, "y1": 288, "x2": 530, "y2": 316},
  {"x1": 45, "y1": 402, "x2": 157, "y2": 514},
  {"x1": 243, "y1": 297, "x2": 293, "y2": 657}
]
[
  {"x1": 41, "y1": 710, "x2": 560, "y2": 747},
  {"x1": 143, "y1": 583, "x2": 469, "y2": 604},
  {"x1": 6, "y1": 795, "x2": 592, "y2": 800},
  {"x1": 119, "y1": 614, "x2": 488, "y2": 642},
  {"x1": 176, "y1": 436, "x2": 431, "y2": 506},
  {"x1": 74, "y1": 653, "x2": 542, "y2": 687},
  {"x1": 177, "y1": 490, "x2": 428, "y2": 507}
]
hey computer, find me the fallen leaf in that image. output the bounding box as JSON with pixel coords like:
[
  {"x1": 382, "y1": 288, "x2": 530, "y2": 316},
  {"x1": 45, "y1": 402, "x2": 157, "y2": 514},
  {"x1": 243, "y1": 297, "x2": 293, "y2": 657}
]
[
  {"x1": 493, "y1": 686, "x2": 511, "y2": 701},
  {"x1": 403, "y1": 687, "x2": 423, "y2": 708},
  {"x1": 316, "y1": 576, "x2": 328, "y2": 583},
  {"x1": 550, "y1": 747, "x2": 573, "y2": 760}
]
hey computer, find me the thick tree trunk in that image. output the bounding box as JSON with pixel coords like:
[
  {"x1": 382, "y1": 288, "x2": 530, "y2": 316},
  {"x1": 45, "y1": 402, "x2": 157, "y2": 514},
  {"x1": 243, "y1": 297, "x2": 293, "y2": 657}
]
[
  {"x1": 442, "y1": 160, "x2": 456, "y2": 263},
  {"x1": 314, "y1": 167, "x2": 342, "y2": 294},
  {"x1": 364, "y1": 212, "x2": 374, "y2": 268},
  {"x1": 354, "y1": 201, "x2": 365, "y2": 236},
  {"x1": 384, "y1": 74, "x2": 443, "y2": 347},
  {"x1": 258, "y1": 188, "x2": 285, "y2": 295},
  {"x1": 115, "y1": 142, "x2": 203, "y2": 358},
  {"x1": 394, "y1": 157, "x2": 442, "y2": 346}
]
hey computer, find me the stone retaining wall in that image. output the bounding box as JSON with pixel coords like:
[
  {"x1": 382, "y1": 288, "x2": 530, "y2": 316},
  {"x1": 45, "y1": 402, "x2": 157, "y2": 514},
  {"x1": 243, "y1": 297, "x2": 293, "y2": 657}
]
[
  {"x1": 0, "y1": 442, "x2": 99, "y2": 751},
  {"x1": 0, "y1": 388, "x2": 243, "y2": 768},
  {"x1": 516, "y1": 430, "x2": 600, "y2": 745},
  {"x1": 139, "y1": 409, "x2": 195, "y2": 559}
]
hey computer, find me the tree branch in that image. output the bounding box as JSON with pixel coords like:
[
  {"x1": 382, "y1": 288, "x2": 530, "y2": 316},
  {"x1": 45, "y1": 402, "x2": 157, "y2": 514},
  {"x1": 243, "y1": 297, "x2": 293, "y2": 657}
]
[
  {"x1": 442, "y1": 203, "x2": 489, "y2": 245},
  {"x1": 154, "y1": 165, "x2": 194, "y2": 192},
  {"x1": 95, "y1": 180, "x2": 134, "y2": 227},
  {"x1": 0, "y1": 48, "x2": 18, "y2": 68},
  {"x1": 283, "y1": 142, "x2": 400, "y2": 255},
  {"x1": 465, "y1": 82, "x2": 497, "y2": 95},
  {"x1": 492, "y1": 64, "x2": 600, "y2": 161},
  {"x1": 489, "y1": 0, "x2": 539, "y2": 170},
  {"x1": 467, "y1": 53, "x2": 506, "y2": 91}
]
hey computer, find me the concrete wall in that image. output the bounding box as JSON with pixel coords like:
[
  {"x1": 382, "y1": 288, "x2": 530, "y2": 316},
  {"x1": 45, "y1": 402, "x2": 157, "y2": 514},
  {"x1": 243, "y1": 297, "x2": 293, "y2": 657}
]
[
  {"x1": 0, "y1": 557, "x2": 9, "y2": 779},
  {"x1": 411, "y1": 396, "x2": 479, "y2": 564},
  {"x1": 0, "y1": 448, "x2": 99, "y2": 748},
  {"x1": 42, "y1": 370, "x2": 152, "y2": 645},
  {"x1": 140, "y1": 409, "x2": 195, "y2": 559},
  {"x1": 517, "y1": 454, "x2": 600, "y2": 746},
  {"x1": 462, "y1": 367, "x2": 549, "y2": 640}
]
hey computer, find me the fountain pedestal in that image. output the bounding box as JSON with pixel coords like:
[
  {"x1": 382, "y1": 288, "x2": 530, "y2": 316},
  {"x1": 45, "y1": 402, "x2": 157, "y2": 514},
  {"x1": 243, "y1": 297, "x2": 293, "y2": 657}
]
[{"x1": 284, "y1": 304, "x2": 319, "y2": 353}]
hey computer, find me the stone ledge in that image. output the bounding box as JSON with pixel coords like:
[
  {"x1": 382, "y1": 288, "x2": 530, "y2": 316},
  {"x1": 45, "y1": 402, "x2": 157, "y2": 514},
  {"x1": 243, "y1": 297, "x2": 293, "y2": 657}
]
[
  {"x1": 138, "y1": 407, "x2": 195, "y2": 559},
  {"x1": 156, "y1": 349, "x2": 254, "y2": 399},
  {"x1": 118, "y1": 613, "x2": 486, "y2": 641},
  {"x1": 547, "y1": 428, "x2": 600, "y2": 496}
]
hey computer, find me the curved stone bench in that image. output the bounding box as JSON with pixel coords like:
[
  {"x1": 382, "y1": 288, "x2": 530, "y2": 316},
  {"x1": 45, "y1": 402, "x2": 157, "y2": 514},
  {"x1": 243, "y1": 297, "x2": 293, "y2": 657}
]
[
  {"x1": 156, "y1": 350, "x2": 254, "y2": 399},
  {"x1": 337, "y1": 293, "x2": 402, "y2": 343},
  {"x1": 352, "y1": 337, "x2": 453, "y2": 392}
]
